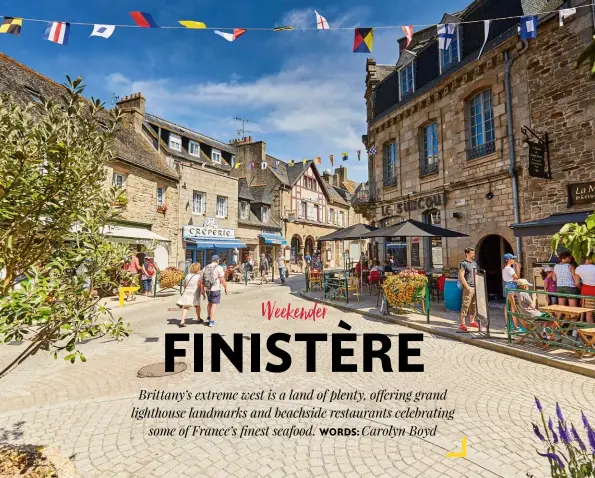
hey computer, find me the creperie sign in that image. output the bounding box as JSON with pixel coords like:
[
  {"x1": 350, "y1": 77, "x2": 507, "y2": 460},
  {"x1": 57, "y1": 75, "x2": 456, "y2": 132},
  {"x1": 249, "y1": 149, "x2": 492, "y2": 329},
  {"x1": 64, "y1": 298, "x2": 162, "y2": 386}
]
[{"x1": 183, "y1": 223, "x2": 235, "y2": 239}]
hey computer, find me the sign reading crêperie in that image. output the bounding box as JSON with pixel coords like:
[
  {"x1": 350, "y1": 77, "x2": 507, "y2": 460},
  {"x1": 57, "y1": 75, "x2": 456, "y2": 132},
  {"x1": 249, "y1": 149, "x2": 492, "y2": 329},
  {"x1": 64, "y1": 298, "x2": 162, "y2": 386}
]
[
  {"x1": 568, "y1": 182, "x2": 595, "y2": 206},
  {"x1": 183, "y1": 218, "x2": 235, "y2": 239}
]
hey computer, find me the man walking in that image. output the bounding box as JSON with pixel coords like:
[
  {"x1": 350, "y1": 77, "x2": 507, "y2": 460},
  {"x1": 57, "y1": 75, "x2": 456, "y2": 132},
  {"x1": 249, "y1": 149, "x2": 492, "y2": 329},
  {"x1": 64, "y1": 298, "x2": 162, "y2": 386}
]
[
  {"x1": 259, "y1": 253, "x2": 269, "y2": 285},
  {"x1": 202, "y1": 255, "x2": 227, "y2": 328},
  {"x1": 458, "y1": 247, "x2": 479, "y2": 332},
  {"x1": 277, "y1": 252, "x2": 287, "y2": 284}
]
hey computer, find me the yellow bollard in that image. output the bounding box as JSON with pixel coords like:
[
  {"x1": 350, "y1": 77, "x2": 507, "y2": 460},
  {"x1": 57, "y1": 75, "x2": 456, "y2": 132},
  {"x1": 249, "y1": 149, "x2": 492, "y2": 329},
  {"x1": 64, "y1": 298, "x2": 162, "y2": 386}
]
[{"x1": 119, "y1": 286, "x2": 140, "y2": 307}]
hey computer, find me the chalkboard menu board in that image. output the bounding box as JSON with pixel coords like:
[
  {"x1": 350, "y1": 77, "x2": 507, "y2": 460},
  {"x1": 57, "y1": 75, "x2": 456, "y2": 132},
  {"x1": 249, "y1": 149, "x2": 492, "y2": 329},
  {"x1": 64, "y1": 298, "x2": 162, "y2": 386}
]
[
  {"x1": 411, "y1": 242, "x2": 420, "y2": 267},
  {"x1": 528, "y1": 143, "x2": 548, "y2": 179}
]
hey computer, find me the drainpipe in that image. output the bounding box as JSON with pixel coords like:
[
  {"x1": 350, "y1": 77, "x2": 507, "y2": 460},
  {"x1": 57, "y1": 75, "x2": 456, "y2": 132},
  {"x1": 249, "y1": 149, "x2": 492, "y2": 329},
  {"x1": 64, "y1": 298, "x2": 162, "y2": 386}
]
[{"x1": 504, "y1": 43, "x2": 527, "y2": 271}]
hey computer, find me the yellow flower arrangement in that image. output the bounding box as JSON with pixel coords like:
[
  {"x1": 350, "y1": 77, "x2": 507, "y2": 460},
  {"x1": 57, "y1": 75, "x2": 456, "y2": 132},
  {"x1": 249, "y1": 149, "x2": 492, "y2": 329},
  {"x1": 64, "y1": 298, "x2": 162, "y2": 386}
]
[{"x1": 383, "y1": 269, "x2": 428, "y2": 308}]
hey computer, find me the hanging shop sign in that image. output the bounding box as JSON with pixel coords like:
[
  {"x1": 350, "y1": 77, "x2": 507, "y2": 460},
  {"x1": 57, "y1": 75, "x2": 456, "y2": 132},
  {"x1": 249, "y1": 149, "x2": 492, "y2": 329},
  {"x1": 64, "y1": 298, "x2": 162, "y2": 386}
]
[
  {"x1": 567, "y1": 181, "x2": 595, "y2": 207},
  {"x1": 522, "y1": 126, "x2": 551, "y2": 179},
  {"x1": 183, "y1": 217, "x2": 235, "y2": 239},
  {"x1": 380, "y1": 192, "x2": 446, "y2": 216}
]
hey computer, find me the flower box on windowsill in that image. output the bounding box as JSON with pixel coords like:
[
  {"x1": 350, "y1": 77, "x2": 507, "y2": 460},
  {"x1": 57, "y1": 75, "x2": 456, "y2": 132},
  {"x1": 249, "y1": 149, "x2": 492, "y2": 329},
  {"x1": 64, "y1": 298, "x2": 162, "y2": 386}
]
[
  {"x1": 156, "y1": 205, "x2": 168, "y2": 214},
  {"x1": 112, "y1": 201, "x2": 126, "y2": 209}
]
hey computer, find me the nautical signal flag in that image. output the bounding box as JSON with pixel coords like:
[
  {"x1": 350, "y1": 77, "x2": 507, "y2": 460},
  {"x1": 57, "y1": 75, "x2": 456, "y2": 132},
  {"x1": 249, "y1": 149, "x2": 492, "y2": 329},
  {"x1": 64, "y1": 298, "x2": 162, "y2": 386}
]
[
  {"x1": 235, "y1": 162, "x2": 241, "y2": 169},
  {"x1": 90, "y1": 24, "x2": 115, "y2": 39},
  {"x1": 357, "y1": 150, "x2": 361, "y2": 161},
  {"x1": 130, "y1": 12, "x2": 158, "y2": 28},
  {"x1": 274, "y1": 26, "x2": 294, "y2": 32},
  {"x1": 353, "y1": 28, "x2": 374, "y2": 53},
  {"x1": 261, "y1": 161, "x2": 268, "y2": 169},
  {"x1": 289, "y1": 160, "x2": 295, "y2": 166},
  {"x1": 0, "y1": 17, "x2": 22, "y2": 36},
  {"x1": 315, "y1": 157, "x2": 321, "y2": 165},
  {"x1": 520, "y1": 16, "x2": 537, "y2": 40},
  {"x1": 44, "y1": 22, "x2": 70, "y2": 45},
  {"x1": 179, "y1": 20, "x2": 207, "y2": 29},
  {"x1": 559, "y1": 8, "x2": 576, "y2": 26},
  {"x1": 369, "y1": 146, "x2": 377, "y2": 155},
  {"x1": 329, "y1": 155, "x2": 334, "y2": 167},
  {"x1": 214, "y1": 29, "x2": 246, "y2": 42},
  {"x1": 342, "y1": 152, "x2": 348, "y2": 161},
  {"x1": 438, "y1": 24, "x2": 456, "y2": 50},
  {"x1": 315, "y1": 11, "x2": 329, "y2": 30},
  {"x1": 302, "y1": 159, "x2": 307, "y2": 164},
  {"x1": 402, "y1": 26, "x2": 413, "y2": 48}
]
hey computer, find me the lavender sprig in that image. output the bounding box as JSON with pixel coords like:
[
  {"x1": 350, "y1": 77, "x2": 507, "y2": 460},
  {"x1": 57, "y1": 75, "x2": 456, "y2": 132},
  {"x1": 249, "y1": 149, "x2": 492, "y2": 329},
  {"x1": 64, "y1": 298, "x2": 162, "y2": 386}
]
[
  {"x1": 538, "y1": 451, "x2": 565, "y2": 470},
  {"x1": 533, "y1": 423, "x2": 545, "y2": 442},
  {"x1": 571, "y1": 425, "x2": 586, "y2": 452},
  {"x1": 549, "y1": 417, "x2": 559, "y2": 444}
]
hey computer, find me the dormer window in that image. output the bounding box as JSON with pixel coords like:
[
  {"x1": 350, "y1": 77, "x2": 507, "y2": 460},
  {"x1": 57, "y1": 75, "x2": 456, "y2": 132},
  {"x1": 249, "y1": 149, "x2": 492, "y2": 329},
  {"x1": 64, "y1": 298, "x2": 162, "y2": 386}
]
[
  {"x1": 211, "y1": 149, "x2": 221, "y2": 163},
  {"x1": 399, "y1": 63, "x2": 415, "y2": 99},
  {"x1": 189, "y1": 141, "x2": 200, "y2": 157},
  {"x1": 240, "y1": 201, "x2": 250, "y2": 219},
  {"x1": 261, "y1": 206, "x2": 270, "y2": 224},
  {"x1": 440, "y1": 25, "x2": 460, "y2": 73},
  {"x1": 169, "y1": 133, "x2": 181, "y2": 151}
]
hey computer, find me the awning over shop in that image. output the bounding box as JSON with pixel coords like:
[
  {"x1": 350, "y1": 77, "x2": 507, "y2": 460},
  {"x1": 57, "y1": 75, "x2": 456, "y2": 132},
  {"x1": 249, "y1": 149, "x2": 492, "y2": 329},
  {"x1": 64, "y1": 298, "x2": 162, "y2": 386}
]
[
  {"x1": 510, "y1": 211, "x2": 593, "y2": 237},
  {"x1": 259, "y1": 233, "x2": 287, "y2": 245},
  {"x1": 185, "y1": 238, "x2": 248, "y2": 250},
  {"x1": 100, "y1": 225, "x2": 170, "y2": 243}
]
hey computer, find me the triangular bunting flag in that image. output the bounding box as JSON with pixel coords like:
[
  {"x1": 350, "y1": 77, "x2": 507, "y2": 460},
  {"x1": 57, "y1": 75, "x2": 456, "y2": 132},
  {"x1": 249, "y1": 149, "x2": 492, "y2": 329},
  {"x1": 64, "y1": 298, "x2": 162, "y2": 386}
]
[
  {"x1": 261, "y1": 161, "x2": 268, "y2": 169},
  {"x1": 437, "y1": 24, "x2": 456, "y2": 50},
  {"x1": 289, "y1": 160, "x2": 295, "y2": 166},
  {"x1": 402, "y1": 26, "x2": 413, "y2": 48},
  {"x1": 235, "y1": 162, "x2": 241, "y2": 169},
  {"x1": 315, "y1": 157, "x2": 321, "y2": 165},
  {"x1": 130, "y1": 12, "x2": 158, "y2": 28},
  {"x1": 353, "y1": 28, "x2": 374, "y2": 53},
  {"x1": 302, "y1": 159, "x2": 307, "y2": 164},
  {"x1": 90, "y1": 24, "x2": 115, "y2": 39},
  {"x1": 477, "y1": 21, "x2": 490, "y2": 60},
  {"x1": 275, "y1": 160, "x2": 279, "y2": 168},
  {"x1": 520, "y1": 16, "x2": 537, "y2": 40},
  {"x1": 342, "y1": 153, "x2": 348, "y2": 161},
  {"x1": 357, "y1": 150, "x2": 361, "y2": 161},
  {"x1": 274, "y1": 26, "x2": 294, "y2": 32},
  {"x1": 315, "y1": 11, "x2": 329, "y2": 30},
  {"x1": 369, "y1": 146, "x2": 377, "y2": 156},
  {"x1": 329, "y1": 155, "x2": 334, "y2": 167},
  {"x1": 44, "y1": 22, "x2": 70, "y2": 45},
  {"x1": 0, "y1": 17, "x2": 22, "y2": 36},
  {"x1": 179, "y1": 20, "x2": 207, "y2": 29},
  {"x1": 559, "y1": 8, "x2": 576, "y2": 27},
  {"x1": 214, "y1": 29, "x2": 247, "y2": 42}
]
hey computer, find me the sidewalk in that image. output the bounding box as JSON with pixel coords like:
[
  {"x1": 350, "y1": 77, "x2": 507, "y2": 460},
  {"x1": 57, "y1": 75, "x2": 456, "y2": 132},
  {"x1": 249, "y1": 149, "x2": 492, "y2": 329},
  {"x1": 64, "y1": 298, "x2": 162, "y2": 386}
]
[{"x1": 300, "y1": 288, "x2": 595, "y2": 379}]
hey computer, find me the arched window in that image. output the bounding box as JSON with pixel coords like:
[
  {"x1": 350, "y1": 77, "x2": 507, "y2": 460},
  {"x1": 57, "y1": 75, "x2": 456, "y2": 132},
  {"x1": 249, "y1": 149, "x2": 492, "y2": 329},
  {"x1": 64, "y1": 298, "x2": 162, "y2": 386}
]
[{"x1": 467, "y1": 89, "x2": 495, "y2": 160}]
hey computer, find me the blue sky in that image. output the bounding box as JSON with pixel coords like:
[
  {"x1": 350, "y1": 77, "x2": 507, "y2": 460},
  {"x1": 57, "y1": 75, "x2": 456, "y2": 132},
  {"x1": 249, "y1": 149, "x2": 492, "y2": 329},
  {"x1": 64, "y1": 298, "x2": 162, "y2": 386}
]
[{"x1": 1, "y1": 0, "x2": 470, "y2": 182}]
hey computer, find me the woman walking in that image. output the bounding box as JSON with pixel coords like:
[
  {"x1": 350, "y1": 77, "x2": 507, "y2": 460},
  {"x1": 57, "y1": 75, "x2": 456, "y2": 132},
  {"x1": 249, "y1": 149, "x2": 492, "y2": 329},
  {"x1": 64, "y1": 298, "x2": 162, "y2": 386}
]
[
  {"x1": 259, "y1": 253, "x2": 269, "y2": 285},
  {"x1": 176, "y1": 263, "x2": 203, "y2": 328}
]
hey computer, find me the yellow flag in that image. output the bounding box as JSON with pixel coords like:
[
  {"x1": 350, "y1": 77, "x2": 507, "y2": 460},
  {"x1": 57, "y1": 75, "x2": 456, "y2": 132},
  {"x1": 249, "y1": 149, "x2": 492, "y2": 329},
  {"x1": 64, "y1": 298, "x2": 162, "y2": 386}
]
[
  {"x1": 235, "y1": 162, "x2": 241, "y2": 169},
  {"x1": 179, "y1": 20, "x2": 207, "y2": 29},
  {"x1": 289, "y1": 160, "x2": 295, "y2": 166},
  {"x1": 302, "y1": 159, "x2": 307, "y2": 164}
]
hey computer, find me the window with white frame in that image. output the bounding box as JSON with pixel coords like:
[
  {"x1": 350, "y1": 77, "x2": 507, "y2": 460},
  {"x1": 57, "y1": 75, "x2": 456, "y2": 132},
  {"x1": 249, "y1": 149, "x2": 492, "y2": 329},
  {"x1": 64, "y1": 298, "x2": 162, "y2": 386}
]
[
  {"x1": 383, "y1": 142, "x2": 398, "y2": 187},
  {"x1": 189, "y1": 141, "x2": 200, "y2": 157},
  {"x1": 421, "y1": 123, "x2": 439, "y2": 175},
  {"x1": 327, "y1": 208, "x2": 332, "y2": 224},
  {"x1": 467, "y1": 89, "x2": 495, "y2": 160},
  {"x1": 192, "y1": 191, "x2": 206, "y2": 215},
  {"x1": 399, "y1": 63, "x2": 414, "y2": 98},
  {"x1": 441, "y1": 27, "x2": 460, "y2": 72},
  {"x1": 211, "y1": 149, "x2": 221, "y2": 163},
  {"x1": 240, "y1": 201, "x2": 250, "y2": 219},
  {"x1": 339, "y1": 211, "x2": 345, "y2": 227},
  {"x1": 112, "y1": 172, "x2": 125, "y2": 189},
  {"x1": 261, "y1": 206, "x2": 270, "y2": 223},
  {"x1": 300, "y1": 201, "x2": 307, "y2": 219},
  {"x1": 216, "y1": 196, "x2": 228, "y2": 218},
  {"x1": 313, "y1": 204, "x2": 319, "y2": 222},
  {"x1": 169, "y1": 133, "x2": 181, "y2": 151},
  {"x1": 157, "y1": 187, "x2": 165, "y2": 206}
]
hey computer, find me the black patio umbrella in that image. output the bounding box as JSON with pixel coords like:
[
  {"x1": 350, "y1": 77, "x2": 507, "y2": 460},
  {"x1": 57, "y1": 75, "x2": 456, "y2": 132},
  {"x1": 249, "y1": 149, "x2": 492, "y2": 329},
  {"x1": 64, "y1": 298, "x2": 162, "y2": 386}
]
[
  {"x1": 360, "y1": 219, "x2": 468, "y2": 238},
  {"x1": 319, "y1": 223, "x2": 378, "y2": 241}
]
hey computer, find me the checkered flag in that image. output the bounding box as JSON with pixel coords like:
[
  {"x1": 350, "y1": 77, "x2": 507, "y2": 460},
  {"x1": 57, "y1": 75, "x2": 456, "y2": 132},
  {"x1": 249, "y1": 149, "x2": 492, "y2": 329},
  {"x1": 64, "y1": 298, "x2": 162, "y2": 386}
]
[{"x1": 368, "y1": 146, "x2": 377, "y2": 156}]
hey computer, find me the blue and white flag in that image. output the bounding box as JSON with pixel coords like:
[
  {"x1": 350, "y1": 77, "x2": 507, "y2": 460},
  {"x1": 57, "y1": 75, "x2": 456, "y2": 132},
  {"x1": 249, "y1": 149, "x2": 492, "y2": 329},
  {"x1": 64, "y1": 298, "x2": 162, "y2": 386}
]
[
  {"x1": 520, "y1": 16, "x2": 537, "y2": 40},
  {"x1": 90, "y1": 24, "x2": 115, "y2": 39},
  {"x1": 437, "y1": 23, "x2": 456, "y2": 50},
  {"x1": 44, "y1": 21, "x2": 70, "y2": 45}
]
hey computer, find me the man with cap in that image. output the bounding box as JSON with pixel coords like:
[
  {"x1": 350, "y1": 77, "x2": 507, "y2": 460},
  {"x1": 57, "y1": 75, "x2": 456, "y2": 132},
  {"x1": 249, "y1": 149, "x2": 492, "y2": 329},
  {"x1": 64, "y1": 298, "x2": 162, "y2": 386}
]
[{"x1": 202, "y1": 255, "x2": 228, "y2": 328}]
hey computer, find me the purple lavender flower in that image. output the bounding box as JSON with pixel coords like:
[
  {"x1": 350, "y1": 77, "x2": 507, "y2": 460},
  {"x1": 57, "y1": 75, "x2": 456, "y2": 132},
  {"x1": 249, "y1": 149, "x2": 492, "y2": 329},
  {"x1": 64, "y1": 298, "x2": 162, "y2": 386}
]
[
  {"x1": 556, "y1": 403, "x2": 565, "y2": 423},
  {"x1": 558, "y1": 421, "x2": 571, "y2": 445},
  {"x1": 571, "y1": 425, "x2": 586, "y2": 451},
  {"x1": 549, "y1": 417, "x2": 559, "y2": 444},
  {"x1": 587, "y1": 426, "x2": 595, "y2": 453},
  {"x1": 533, "y1": 423, "x2": 545, "y2": 442},
  {"x1": 582, "y1": 412, "x2": 593, "y2": 432},
  {"x1": 535, "y1": 396, "x2": 543, "y2": 412},
  {"x1": 537, "y1": 452, "x2": 565, "y2": 469}
]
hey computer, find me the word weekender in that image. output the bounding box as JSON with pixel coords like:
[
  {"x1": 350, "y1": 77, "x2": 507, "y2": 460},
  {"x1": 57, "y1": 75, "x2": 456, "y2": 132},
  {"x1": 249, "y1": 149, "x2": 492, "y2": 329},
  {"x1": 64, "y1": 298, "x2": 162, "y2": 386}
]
[
  {"x1": 261, "y1": 301, "x2": 327, "y2": 321},
  {"x1": 165, "y1": 332, "x2": 424, "y2": 373}
]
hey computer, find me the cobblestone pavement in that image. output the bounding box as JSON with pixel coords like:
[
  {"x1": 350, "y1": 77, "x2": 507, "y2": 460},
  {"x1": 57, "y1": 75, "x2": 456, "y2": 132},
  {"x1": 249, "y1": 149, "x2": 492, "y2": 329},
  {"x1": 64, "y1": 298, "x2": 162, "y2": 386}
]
[{"x1": 1, "y1": 276, "x2": 594, "y2": 478}]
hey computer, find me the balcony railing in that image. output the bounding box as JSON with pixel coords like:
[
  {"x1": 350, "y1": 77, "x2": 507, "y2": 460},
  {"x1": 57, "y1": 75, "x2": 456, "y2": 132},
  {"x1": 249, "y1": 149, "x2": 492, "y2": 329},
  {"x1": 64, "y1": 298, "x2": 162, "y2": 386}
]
[
  {"x1": 383, "y1": 175, "x2": 398, "y2": 188},
  {"x1": 420, "y1": 161, "x2": 439, "y2": 177},
  {"x1": 467, "y1": 141, "x2": 496, "y2": 160}
]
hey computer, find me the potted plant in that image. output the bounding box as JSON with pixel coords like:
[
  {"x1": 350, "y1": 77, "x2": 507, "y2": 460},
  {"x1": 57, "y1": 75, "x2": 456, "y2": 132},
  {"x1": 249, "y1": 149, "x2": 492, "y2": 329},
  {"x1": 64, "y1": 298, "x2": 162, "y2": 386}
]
[{"x1": 156, "y1": 204, "x2": 168, "y2": 214}]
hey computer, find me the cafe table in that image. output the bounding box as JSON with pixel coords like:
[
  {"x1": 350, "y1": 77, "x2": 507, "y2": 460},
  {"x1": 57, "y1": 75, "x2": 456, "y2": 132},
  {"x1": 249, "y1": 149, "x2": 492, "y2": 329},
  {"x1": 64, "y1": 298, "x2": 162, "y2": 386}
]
[
  {"x1": 540, "y1": 304, "x2": 595, "y2": 357},
  {"x1": 541, "y1": 304, "x2": 593, "y2": 321}
]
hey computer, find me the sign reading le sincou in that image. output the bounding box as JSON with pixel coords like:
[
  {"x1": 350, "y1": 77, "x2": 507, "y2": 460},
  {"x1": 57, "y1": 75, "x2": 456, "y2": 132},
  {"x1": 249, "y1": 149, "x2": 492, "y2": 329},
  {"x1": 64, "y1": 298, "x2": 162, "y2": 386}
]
[
  {"x1": 568, "y1": 182, "x2": 595, "y2": 206},
  {"x1": 380, "y1": 193, "x2": 446, "y2": 216}
]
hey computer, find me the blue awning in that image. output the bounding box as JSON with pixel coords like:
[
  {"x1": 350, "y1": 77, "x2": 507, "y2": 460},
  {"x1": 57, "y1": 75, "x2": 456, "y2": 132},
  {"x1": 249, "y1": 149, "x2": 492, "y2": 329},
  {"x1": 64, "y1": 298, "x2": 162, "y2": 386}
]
[
  {"x1": 186, "y1": 238, "x2": 247, "y2": 250},
  {"x1": 259, "y1": 233, "x2": 287, "y2": 245}
]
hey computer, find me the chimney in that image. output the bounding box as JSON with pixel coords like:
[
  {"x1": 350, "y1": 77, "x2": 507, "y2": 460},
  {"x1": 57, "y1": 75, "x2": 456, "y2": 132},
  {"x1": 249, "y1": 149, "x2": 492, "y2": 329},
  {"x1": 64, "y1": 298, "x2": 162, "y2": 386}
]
[
  {"x1": 116, "y1": 92, "x2": 146, "y2": 132},
  {"x1": 334, "y1": 166, "x2": 347, "y2": 188},
  {"x1": 322, "y1": 170, "x2": 331, "y2": 184}
]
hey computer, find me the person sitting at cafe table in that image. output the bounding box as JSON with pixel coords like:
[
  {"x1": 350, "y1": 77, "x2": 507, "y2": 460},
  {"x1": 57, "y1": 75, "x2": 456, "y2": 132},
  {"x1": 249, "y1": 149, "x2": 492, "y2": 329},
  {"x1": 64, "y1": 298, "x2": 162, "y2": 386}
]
[
  {"x1": 370, "y1": 260, "x2": 383, "y2": 273},
  {"x1": 383, "y1": 260, "x2": 393, "y2": 274},
  {"x1": 574, "y1": 254, "x2": 595, "y2": 324}
]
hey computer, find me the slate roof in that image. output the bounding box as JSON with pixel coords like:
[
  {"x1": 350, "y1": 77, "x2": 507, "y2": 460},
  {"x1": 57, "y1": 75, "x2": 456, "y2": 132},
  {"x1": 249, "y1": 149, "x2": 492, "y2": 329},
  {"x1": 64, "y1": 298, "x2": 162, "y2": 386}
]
[
  {"x1": 286, "y1": 161, "x2": 312, "y2": 186},
  {"x1": 266, "y1": 154, "x2": 290, "y2": 185},
  {"x1": 342, "y1": 179, "x2": 359, "y2": 194},
  {"x1": 376, "y1": 65, "x2": 395, "y2": 82},
  {"x1": 0, "y1": 53, "x2": 178, "y2": 181},
  {"x1": 320, "y1": 179, "x2": 349, "y2": 207},
  {"x1": 250, "y1": 185, "x2": 273, "y2": 205},
  {"x1": 238, "y1": 178, "x2": 254, "y2": 201}
]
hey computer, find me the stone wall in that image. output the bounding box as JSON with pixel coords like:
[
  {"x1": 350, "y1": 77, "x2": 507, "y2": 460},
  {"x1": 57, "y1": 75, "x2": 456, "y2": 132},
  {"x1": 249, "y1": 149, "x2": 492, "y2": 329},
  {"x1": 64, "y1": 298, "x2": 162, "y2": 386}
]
[
  {"x1": 105, "y1": 160, "x2": 179, "y2": 265},
  {"x1": 176, "y1": 161, "x2": 239, "y2": 262},
  {"x1": 519, "y1": 9, "x2": 595, "y2": 266}
]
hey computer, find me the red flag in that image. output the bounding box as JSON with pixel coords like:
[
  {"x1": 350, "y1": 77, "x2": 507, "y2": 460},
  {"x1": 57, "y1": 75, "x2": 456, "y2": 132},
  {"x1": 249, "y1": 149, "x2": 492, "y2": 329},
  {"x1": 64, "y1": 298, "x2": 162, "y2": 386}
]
[{"x1": 402, "y1": 25, "x2": 413, "y2": 48}]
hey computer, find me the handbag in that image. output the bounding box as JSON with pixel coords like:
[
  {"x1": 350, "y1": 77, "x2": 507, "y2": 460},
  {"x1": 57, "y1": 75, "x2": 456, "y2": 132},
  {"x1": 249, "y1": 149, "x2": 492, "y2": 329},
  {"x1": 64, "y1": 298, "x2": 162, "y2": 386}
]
[{"x1": 176, "y1": 274, "x2": 197, "y2": 307}]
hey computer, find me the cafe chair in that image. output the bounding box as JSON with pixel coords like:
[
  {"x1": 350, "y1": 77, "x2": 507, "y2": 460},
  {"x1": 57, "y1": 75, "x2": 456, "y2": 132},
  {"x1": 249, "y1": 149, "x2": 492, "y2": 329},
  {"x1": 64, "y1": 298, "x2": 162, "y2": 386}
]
[
  {"x1": 340, "y1": 275, "x2": 360, "y2": 303},
  {"x1": 308, "y1": 269, "x2": 323, "y2": 291}
]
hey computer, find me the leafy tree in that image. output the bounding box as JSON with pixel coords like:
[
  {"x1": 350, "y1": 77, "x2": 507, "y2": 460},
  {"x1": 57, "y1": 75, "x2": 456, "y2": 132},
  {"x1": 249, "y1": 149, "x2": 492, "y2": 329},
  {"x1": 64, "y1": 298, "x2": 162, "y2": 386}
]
[
  {"x1": 577, "y1": 36, "x2": 595, "y2": 77},
  {"x1": 552, "y1": 214, "x2": 595, "y2": 264},
  {"x1": 0, "y1": 77, "x2": 131, "y2": 379}
]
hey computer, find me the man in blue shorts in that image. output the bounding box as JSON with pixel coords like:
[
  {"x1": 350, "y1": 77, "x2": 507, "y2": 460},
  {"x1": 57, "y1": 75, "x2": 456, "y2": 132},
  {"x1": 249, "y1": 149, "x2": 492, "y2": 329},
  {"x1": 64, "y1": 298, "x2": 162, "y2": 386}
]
[{"x1": 202, "y1": 255, "x2": 228, "y2": 327}]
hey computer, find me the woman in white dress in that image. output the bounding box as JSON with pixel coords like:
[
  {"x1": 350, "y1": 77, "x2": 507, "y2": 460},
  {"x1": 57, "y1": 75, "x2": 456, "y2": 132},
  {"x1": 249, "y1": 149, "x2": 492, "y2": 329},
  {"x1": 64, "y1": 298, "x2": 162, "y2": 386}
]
[{"x1": 176, "y1": 263, "x2": 203, "y2": 327}]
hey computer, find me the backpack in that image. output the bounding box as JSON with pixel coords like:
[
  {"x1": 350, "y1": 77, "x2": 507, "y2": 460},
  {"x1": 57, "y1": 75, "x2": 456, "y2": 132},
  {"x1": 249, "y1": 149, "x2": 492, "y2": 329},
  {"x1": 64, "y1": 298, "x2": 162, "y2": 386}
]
[
  {"x1": 146, "y1": 262, "x2": 156, "y2": 276},
  {"x1": 202, "y1": 264, "x2": 219, "y2": 290}
]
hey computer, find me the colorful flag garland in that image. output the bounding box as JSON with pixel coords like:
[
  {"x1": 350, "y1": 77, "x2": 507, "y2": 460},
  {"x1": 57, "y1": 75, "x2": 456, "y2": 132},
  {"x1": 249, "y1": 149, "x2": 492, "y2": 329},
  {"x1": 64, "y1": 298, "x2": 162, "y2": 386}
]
[
  {"x1": 353, "y1": 28, "x2": 374, "y2": 53},
  {"x1": 44, "y1": 22, "x2": 70, "y2": 45},
  {"x1": 315, "y1": 11, "x2": 329, "y2": 30},
  {"x1": 401, "y1": 26, "x2": 413, "y2": 48},
  {"x1": 130, "y1": 12, "x2": 158, "y2": 28},
  {"x1": 520, "y1": 15, "x2": 538, "y2": 40},
  {"x1": 215, "y1": 28, "x2": 246, "y2": 42},
  {"x1": 179, "y1": 20, "x2": 207, "y2": 29},
  {"x1": 90, "y1": 24, "x2": 115, "y2": 39},
  {"x1": 274, "y1": 26, "x2": 294, "y2": 32},
  {"x1": 0, "y1": 17, "x2": 22, "y2": 36}
]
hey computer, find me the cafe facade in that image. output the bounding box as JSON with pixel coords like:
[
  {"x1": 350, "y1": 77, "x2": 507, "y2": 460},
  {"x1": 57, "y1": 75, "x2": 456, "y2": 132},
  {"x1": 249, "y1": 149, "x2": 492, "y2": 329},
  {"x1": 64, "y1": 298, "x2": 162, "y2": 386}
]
[
  {"x1": 363, "y1": 0, "x2": 595, "y2": 297},
  {"x1": 182, "y1": 217, "x2": 247, "y2": 266}
]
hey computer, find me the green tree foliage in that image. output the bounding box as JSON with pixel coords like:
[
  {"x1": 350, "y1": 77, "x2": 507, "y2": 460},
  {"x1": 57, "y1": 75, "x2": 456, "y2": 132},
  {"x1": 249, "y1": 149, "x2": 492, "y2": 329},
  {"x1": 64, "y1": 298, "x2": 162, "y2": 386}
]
[
  {"x1": 0, "y1": 77, "x2": 131, "y2": 378},
  {"x1": 552, "y1": 214, "x2": 595, "y2": 264},
  {"x1": 577, "y1": 36, "x2": 595, "y2": 77}
]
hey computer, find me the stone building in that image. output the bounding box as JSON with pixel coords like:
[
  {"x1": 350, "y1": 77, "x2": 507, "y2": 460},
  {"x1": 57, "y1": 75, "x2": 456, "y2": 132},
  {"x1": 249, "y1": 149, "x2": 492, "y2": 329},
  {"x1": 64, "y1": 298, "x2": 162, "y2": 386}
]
[
  {"x1": 231, "y1": 139, "x2": 363, "y2": 270},
  {"x1": 363, "y1": 0, "x2": 595, "y2": 297},
  {"x1": 0, "y1": 53, "x2": 180, "y2": 268}
]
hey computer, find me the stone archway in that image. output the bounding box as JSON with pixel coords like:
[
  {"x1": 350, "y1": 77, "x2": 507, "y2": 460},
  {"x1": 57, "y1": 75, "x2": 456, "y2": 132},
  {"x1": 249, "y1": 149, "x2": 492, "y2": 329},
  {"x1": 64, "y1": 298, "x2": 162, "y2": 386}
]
[
  {"x1": 304, "y1": 236, "x2": 315, "y2": 256},
  {"x1": 290, "y1": 234, "x2": 302, "y2": 265},
  {"x1": 477, "y1": 234, "x2": 514, "y2": 299}
]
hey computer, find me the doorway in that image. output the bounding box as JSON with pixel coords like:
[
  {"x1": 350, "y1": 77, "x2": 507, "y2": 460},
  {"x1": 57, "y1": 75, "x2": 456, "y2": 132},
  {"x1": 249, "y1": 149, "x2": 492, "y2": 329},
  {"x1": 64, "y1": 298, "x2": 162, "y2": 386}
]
[
  {"x1": 304, "y1": 236, "x2": 315, "y2": 256},
  {"x1": 478, "y1": 235, "x2": 513, "y2": 299}
]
